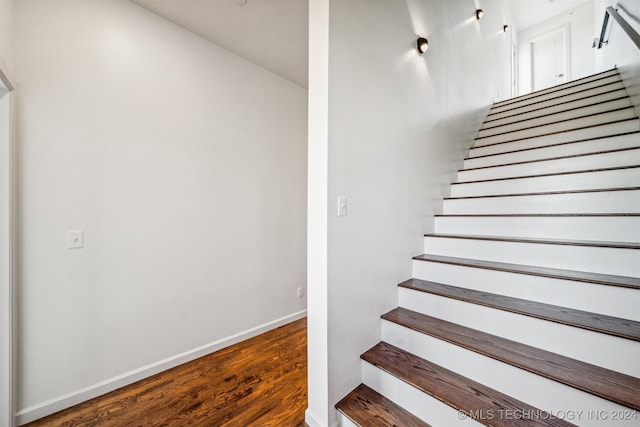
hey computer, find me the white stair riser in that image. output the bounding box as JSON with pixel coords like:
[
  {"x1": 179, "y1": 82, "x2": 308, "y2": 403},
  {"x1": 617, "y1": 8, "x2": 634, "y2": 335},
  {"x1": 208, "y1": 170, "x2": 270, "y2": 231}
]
[
  {"x1": 382, "y1": 322, "x2": 637, "y2": 427},
  {"x1": 478, "y1": 98, "x2": 632, "y2": 138},
  {"x1": 482, "y1": 89, "x2": 629, "y2": 129},
  {"x1": 410, "y1": 261, "x2": 640, "y2": 321},
  {"x1": 468, "y1": 119, "x2": 640, "y2": 157},
  {"x1": 450, "y1": 168, "x2": 640, "y2": 197},
  {"x1": 398, "y1": 289, "x2": 640, "y2": 376},
  {"x1": 442, "y1": 190, "x2": 640, "y2": 214},
  {"x1": 422, "y1": 237, "x2": 640, "y2": 276},
  {"x1": 475, "y1": 108, "x2": 636, "y2": 147},
  {"x1": 361, "y1": 362, "x2": 483, "y2": 426},
  {"x1": 459, "y1": 149, "x2": 640, "y2": 182},
  {"x1": 434, "y1": 216, "x2": 640, "y2": 243},
  {"x1": 491, "y1": 70, "x2": 620, "y2": 110},
  {"x1": 488, "y1": 82, "x2": 626, "y2": 122},
  {"x1": 490, "y1": 75, "x2": 623, "y2": 115},
  {"x1": 466, "y1": 133, "x2": 640, "y2": 167},
  {"x1": 338, "y1": 414, "x2": 358, "y2": 427}
]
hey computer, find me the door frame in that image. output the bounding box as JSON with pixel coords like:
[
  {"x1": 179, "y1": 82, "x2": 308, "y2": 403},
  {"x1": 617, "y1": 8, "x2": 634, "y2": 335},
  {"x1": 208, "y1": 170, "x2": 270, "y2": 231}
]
[
  {"x1": 530, "y1": 24, "x2": 571, "y2": 92},
  {"x1": 1, "y1": 56, "x2": 17, "y2": 427}
]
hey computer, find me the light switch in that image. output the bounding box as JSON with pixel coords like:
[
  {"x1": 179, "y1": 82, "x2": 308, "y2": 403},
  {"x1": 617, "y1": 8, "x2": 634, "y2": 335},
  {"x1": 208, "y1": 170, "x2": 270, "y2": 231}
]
[
  {"x1": 338, "y1": 197, "x2": 347, "y2": 217},
  {"x1": 68, "y1": 231, "x2": 84, "y2": 249}
]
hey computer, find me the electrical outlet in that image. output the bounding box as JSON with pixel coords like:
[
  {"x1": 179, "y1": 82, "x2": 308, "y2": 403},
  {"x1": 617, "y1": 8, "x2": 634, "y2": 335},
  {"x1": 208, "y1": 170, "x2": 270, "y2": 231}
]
[
  {"x1": 338, "y1": 197, "x2": 347, "y2": 217},
  {"x1": 68, "y1": 231, "x2": 84, "y2": 249},
  {"x1": 297, "y1": 287, "x2": 304, "y2": 298}
]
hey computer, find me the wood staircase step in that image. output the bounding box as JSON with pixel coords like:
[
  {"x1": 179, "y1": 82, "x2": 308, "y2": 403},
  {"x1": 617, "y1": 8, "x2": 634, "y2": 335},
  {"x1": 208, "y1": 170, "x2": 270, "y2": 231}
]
[
  {"x1": 444, "y1": 186, "x2": 640, "y2": 200},
  {"x1": 336, "y1": 383, "x2": 430, "y2": 427},
  {"x1": 476, "y1": 107, "x2": 636, "y2": 144},
  {"x1": 463, "y1": 146, "x2": 640, "y2": 172},
  {"x1": 413, "y1": 253, "x2": 640, "y2": 290},
  {"x1": 399, "y1": 277, "x2": 640, "y2": 341},
  {"x1": 489, "y1": 75, "x2": 622, "y2": 116},
  {"x1": 467, "y1": 131, "x2": 640, "y2": 161},
  {"x1": 424, "y1": 233, "x2": 640, "y2": 250},
  {"x1": 382, "y1": 307, "x2": 640, "y2": 411},
  {"x1": 362, "y1": 342, "x2": 575, "y2": 427},
  {"x1": 452, "y1": 165, "x2": 640, "y2": 186},
  {"x1": 481, "y1": 94, "x2": 630, "y2": 132},
  {"x1": 490, "y1": 68, "x2": 619, "y2": 110},
  {"x1": 488, "y1": 80, "x2": 626, "y2": 121}
]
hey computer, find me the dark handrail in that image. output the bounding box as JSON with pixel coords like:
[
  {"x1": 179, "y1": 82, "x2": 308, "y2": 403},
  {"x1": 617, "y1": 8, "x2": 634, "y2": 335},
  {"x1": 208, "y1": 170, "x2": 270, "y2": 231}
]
[{"x1": 597, "y1": 6, "x2": 640, "y2": 51}]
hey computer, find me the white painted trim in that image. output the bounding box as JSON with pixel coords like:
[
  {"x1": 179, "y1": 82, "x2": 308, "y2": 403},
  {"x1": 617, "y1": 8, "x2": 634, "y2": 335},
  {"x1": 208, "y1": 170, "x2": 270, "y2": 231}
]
[
  {"x1": 16, "y1": 310, "x2": 307, "y2": 425},
  {"x1": 0, "y1": 58, "x2": 16, "y2": 427},
  {"x1": 530, "y1": 24, "x2": 572, "y2": 92},
  {"x1": 305, "y1": 409, "x2": 340, "y2": 427}
]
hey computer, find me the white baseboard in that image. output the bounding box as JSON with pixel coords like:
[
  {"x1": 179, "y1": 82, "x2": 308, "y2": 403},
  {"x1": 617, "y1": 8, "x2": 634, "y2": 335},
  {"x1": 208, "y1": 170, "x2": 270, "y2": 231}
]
[
  {"x1": 305, "y1": 408, "x2": 340, "y2": 427},
  {"x1": 17, "y1": 309, "x2": 307, "y2": 425}
]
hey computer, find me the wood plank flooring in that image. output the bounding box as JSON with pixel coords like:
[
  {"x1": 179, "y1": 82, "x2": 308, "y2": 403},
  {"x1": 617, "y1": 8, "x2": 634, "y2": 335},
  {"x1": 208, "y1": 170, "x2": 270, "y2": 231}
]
[{"x1": 23, "y1": 318, "x2": 307, "y2": 427}]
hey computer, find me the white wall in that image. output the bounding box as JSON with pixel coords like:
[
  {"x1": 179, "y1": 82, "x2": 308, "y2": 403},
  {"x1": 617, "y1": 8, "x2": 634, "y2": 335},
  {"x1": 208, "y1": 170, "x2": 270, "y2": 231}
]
[
  {"x1": 518, "y1": 0, "x2": 596, "y2": 95},
  {"x1": 307, "y1": 0, "x2": 512, "y2": 425},
  {"x1": 595, "y1": 0, "x2": 640, "y2": 115},
  {"x1": 11, "y1": 0, "x2": 307, "y2": 423}
]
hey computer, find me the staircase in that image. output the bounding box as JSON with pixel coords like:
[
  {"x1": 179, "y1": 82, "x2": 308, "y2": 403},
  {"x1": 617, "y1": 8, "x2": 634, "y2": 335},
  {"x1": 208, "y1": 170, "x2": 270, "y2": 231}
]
[{"x1": 336, "y1": 68, "x2": 640, "y2": 426}]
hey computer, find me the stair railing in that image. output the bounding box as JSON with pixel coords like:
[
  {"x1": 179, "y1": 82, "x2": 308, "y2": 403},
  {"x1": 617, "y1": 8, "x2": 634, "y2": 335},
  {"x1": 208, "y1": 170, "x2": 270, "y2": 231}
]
[{"x1": 596, "y1": 5, "x2": 640, "y2": 51}]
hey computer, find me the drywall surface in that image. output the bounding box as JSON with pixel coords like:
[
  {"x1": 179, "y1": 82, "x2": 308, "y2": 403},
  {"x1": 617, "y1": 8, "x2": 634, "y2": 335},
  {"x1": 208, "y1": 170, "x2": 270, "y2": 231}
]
[
  {"x1": 595, "y1": 0, "x2": 640, "y2": 115},
  {"x1": 518, "y1": 0, "x2": 596, "y2": 95},
  {"x1": 306, "y1": 0, "x2": 512, "y2": 425},
  {"x1": 305, "y1": 0, "x2": 330, "y2": 426},
  {"x1": 12, "y1": 0, "x2": 307, "y2": 422},
  {"x1": 0, "y1": 0, "x2": 11, "y2": 67}
]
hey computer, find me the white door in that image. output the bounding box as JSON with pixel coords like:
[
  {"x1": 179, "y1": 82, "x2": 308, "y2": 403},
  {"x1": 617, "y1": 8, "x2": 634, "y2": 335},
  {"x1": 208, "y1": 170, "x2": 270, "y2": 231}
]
[{"x1": 532, "y1": 28, "x2": 567, "y2": 91}]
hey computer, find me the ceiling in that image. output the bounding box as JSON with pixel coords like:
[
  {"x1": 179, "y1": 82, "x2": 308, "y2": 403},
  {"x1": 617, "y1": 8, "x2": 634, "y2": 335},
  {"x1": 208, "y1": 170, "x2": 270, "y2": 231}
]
[
  {"x1": 132, "y1": 0, "x2": 593, "y2": 89},
  {"x1": 132, "y1": 0, "x2": 309, "y2": 88},
  {"x1": 509, "y1": 0, "x2": 594, "y2": 32}
]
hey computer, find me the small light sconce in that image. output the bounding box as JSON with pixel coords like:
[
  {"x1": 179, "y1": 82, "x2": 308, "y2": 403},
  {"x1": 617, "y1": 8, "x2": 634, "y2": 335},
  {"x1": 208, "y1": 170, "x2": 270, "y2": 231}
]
[
  {"x1": 417, "y1": 37, "x2": 428, "y2": 54},
  {"x1": 476, "y1": 9, "x2": 484, "y2": 20},
  {"x1": 503, "y1": 24, "x2": 510, "y2": 32}
]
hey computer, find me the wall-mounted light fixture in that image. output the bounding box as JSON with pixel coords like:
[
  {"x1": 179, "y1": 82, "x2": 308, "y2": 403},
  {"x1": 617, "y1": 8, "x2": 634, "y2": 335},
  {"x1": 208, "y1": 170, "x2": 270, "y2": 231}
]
[
  {"x1": 476, "y1": 9, "x2": 484, "y2": 20},
  {"x1": 503, "y1": 24, "x2": 510, "y2": 32},
  {"x1": 417, "y1": 37, "x2": 428, "y2": 54}
]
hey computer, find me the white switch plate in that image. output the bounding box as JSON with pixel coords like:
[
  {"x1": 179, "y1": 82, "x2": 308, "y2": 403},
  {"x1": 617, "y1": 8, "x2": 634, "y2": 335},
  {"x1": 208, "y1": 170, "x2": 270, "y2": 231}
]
[
  {"x1": 297, "y1": 287, "x2": 304, "y2": 298},
  {"x1": 338, "y1": 197, "x2": 347, "y2": 217},
  {"x1": 68, "y1": 231, "x2": 84, "y2": 249}
]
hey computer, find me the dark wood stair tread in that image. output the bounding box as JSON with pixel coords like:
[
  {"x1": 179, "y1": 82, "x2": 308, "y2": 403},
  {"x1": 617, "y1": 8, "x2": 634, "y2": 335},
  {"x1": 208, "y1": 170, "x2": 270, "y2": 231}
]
[
  {"x1": 490, "y1": 68, "x2": 618, "y2": 110},
  {"x1": 424, "y1": 233, "x2": 640, "y2": 249},
  {"x1": 451, "y1": 165, "x2": 640, "y2": 185},
  {"x1": 399, "y1": 278, "x2": 640, "y2": 341},
  {"x1": 413, "y1": 253, "x2": 640, "y2": 290},
  {"x1": 471, "y1": 118, "x2": 640, "y2": 149},
  {"x1": 435, "y1": 213, "x2": 640, "y2": 217},
  {"x1": 362, "y1": 342, "x2": 575, "y2": 427},
  {"x1": 382, "y1": 307, "x2": 640, "y2": 410},
  {"x1": 467, "y1": 131, "x2": 640, "y2": 160},
  {"x1": 482, "y1": 95, "x2": 630, "y2": 132},
  {"x1": 444, "y1": 186, "x2": 640, "y2": 200},
  {"x1": 476, "y1": 107, "x2": 635, "y2": 141},
  {"x1": 335, "y1": 383, "x2": 430, "y2": 427},
  {"x1": 462, "y1": 146, "x2": 640, "y2": 172},
  {"x1": 489, "y1": 78, "x2": 622, "y2": 117}
]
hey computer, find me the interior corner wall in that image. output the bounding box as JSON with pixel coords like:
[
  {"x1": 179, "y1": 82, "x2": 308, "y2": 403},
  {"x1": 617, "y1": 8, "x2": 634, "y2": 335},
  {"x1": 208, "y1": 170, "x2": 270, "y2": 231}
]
[
  {"x1": 517, "y1": 0, "x2": 596, "y2": 96},
  {"x1": 11, "y1": 0, "x2": 307, "y2": 423},
  {"x1": 305, "y1": 0, "x2": 512, "y2": 425},
  {"x1": 594, "y1": 0, "x2": 640, "y2": 115}
]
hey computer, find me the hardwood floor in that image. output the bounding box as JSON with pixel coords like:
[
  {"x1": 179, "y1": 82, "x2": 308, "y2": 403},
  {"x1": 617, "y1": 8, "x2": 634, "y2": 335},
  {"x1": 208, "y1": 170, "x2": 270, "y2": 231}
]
[{"x1": 24, "y1": 318, "x2": 307, "y2": 427}]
